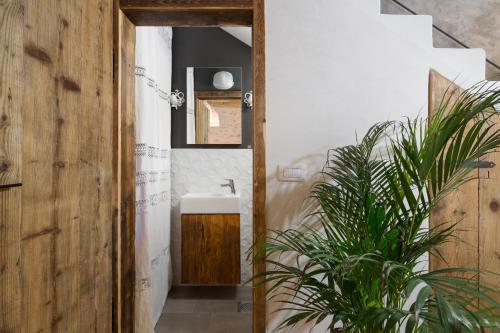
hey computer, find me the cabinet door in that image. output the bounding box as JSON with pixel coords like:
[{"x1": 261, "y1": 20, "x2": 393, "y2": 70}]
[{"x1": 182, "y1": 214, "x2": 241, "y2": 285}]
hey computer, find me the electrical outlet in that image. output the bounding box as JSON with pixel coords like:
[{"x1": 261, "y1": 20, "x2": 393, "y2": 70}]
[{"x1": 277, "y1": 164, "x2": 305, "y2": 182}]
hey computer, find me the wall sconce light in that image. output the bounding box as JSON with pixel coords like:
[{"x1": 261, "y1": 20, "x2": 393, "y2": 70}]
[
  {"x1": 170, "y1": 89, "x2": 185, "y2": 109},
  {"x1": 213, "y1": 71, "x2": 234, "y2": 90},
  {"x1": 244, "y1": 91, "x2": 253, "y2": 108}
]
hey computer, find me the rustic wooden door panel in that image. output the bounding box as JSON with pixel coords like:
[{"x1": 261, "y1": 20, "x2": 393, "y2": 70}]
[
  {"x1": 182, "y1": 214, "x2": 241, "y2": 285},
  {"x1": 0, "y1": 0, "x2": 22, "y2": 331},
  {"x1": 252, "y1": 1, "x2": 267, "y2": 330},
  {"x1": 0, "y1": 0, "x2": 115, "y2": 331},
  {"x1": 0, "y1": 0, "x2": 22, "y2": 187},
  {"x1": 479, "y1": 118, "x2": 500, "y2": 311},
  {"x1": 114, "y1": 9, "x2": 136, "y2": 333},
  {"x1": 428, "y1": 70, "x2": 479, "y2": 275},
  {"x1": 0, "y1": 187, "x2": 21, "y2": 331},
  {"x1": 429, "y1": 70, "x2": 500, "y2": 328}
]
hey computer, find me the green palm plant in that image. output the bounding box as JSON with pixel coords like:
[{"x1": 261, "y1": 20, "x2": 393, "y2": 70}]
[{"x1": 253, "y1": 83, "x2": 500, "y2": 332}]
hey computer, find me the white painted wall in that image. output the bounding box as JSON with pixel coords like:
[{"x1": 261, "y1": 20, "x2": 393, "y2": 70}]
[
  {"x1": 264, "y1": 0, "x2": 486, "y2": 331},
  {"x1": 170, "y1": 149, "x2": 253, "y2": 285}
]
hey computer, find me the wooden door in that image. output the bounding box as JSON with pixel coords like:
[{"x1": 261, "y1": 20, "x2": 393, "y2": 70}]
[
  {"x1": 428, "y1": 70, "x2": 480, "y2": 276},
  {"x1": 429, "y1": 70, "x2": 500, "y2": 306},
  {"x1": 0, "y1": 0, "x2": 23, "y2": 330},
  {"x1": 1, "y1": 0, "x2": 114, "y2": 331},
  {"x1": 478, "y1": 110, "x2": 500, "y2": 311}
]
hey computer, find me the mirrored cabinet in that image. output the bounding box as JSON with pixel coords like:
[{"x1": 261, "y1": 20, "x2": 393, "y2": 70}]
[{"x1": 185, "y1": 67, "x2": 244, "y2": 145}]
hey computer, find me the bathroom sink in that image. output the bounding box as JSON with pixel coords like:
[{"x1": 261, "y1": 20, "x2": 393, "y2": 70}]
[{"x1": 180, "y1": 193, "x2": 240, "y2": 214}]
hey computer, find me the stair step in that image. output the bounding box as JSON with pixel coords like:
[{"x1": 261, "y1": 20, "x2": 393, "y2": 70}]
[
  {"x1": 380, "y1": 14, "x2": 433, "y2": 49},
  {"x1": 431, "y1": 48, "x2": 486, "y2": 88},
  {"x1": 349, "y1": 0, "x2": 381, "y2": 15}
]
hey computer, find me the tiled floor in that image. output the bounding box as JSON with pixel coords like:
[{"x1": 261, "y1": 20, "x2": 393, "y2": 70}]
[{"x1": 155, "y1": 286, "x2": 253, "y2": 333}]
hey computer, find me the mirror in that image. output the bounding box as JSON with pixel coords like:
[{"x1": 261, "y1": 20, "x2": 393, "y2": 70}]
[{"x1": 186, "y1": 67, "x2": 243, "y2": 145}]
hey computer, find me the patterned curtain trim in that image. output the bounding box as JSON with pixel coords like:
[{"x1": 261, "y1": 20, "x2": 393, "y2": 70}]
[
  {"x1": 136, "y1": 143, "x2": 147, "y2": 156},
  {"x1": 135, "y1": 66, "x2": 146, "y2": 77},
  {"x1": 136, "y1": 66, "x2": 170, "y2": 102},
  {"x1": 136, "y1": 171, "x2": 170, "y2": 186},
  {"x1": 135, "y1": 192, "x2": 170, "y2": 213},
  {"x1": 158, "y1": 89, "x2": 169, "y2": 101}
]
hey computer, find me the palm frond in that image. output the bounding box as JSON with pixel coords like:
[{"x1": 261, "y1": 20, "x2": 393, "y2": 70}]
[{"x1": 252, "y1": 82, "x2": 500, "y2": 332}]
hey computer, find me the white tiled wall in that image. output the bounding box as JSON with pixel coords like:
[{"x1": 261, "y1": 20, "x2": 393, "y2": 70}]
[{"x1": 170, "y1": 149, "x2": 253, "y2": 284}]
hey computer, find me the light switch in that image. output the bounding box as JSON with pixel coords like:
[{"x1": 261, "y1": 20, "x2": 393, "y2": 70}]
[{"x1": 278, "y1": 165, "x2": 305, "y2": 182}]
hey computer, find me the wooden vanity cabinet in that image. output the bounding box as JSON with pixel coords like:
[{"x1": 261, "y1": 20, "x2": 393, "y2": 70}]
[{"x1": 181, "y1": 214, "x2": 241, "y2": 285}]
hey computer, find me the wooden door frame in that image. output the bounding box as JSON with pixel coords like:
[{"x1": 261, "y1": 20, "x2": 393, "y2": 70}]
[{"x1": 113, "y1": 1, "x2": 267, "y2": 332}]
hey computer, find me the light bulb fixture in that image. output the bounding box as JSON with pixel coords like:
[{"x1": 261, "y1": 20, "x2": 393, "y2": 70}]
[
  {"x1": 169, "y1": 89, "x2": 185, "y2": 110},
  {"x1": 213, "y1": 71, "x2": 234, "y2": 90},
  {"x1": 244, "y1": 91, "x2": 253, "y2": 108}
]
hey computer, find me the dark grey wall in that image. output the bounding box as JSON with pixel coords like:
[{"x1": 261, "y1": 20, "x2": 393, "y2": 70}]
[{"x1": 171, "y1": 28, "x2": 253, "y2": 148}]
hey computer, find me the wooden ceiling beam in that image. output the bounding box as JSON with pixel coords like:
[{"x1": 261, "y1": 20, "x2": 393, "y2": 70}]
[
  {"x1": 122, "y1": 9, "x2": 252, "y2": 26},
  {"x1": 120, "y1": 0, "x2": 253, "y2": 11},
  {"x1": 119, "y1": 1, "x2": 253, "y2": 26}
]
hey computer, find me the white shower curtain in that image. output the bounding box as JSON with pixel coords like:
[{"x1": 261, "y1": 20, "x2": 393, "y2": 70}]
[{"x1": 135, "y1": 27, "x2": 173, "y2": 332}]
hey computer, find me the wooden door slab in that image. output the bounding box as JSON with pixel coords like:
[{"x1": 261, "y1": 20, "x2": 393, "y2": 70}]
[{"x1": 428, "y1": 70, "x2": 479, "y2": 275}]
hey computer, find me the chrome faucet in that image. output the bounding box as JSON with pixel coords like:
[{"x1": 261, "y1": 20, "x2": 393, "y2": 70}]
[{"x1": 221, "y1": 179, "x2": 236, "y2": 194}]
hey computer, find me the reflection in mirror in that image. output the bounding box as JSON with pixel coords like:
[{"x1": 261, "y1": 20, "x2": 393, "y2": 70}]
[
  {"x1": 186, "y1": 67, "x2": 243, "y2": 145},
  {"x1": 195, "y1": 91, "x2": 242, "y2": 144}
]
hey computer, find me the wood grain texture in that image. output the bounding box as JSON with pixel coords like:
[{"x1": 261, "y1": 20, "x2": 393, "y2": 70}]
[
  {"x1": 0, "y1": 187, "x2": 21, "y2": 331},
  {"x1": 0, "y1": 4, "x2": 23, "y2": 330},
  {"x1": 0, "y1": 0, "x2": 22, "y2": 186},
  {"x1": 428, "y1": 70, "x2": 479, "y2": 277},
  {"x1": 122, "y1": 9, "x2": 252, "y2": 26},
  {"x1": 116, "y1": 9, "x2": 136, "y2": 333},
  {"x1": 195, "y1": 97, "x2": 210, "y2": 143},
  {"x1": 21, "y1": 0, "x2": 114, "y2": 331},
  {"x1": 112, "y1": 1, "x2": 121, "y2": 331},
  {"x1": 478, "y1": 115, "x2": 500, "y2": 314},
  {"x1": 195, "y1": 90, "x2": 242, "y2": 99},
  {"x1": 252, "y1": 0, "x2": 267, "y2": 331},
  {"x1": 120, "y1": 0, "x2": 253, "y2": 10},
  {"x1": 120, "y1": 0, "x2": 252, "y2": 26},
  {"x1": 182, "y1": 214, "x2": 241, "y2": 285}
]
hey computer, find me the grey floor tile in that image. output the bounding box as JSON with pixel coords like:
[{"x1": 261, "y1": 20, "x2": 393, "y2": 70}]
[
  {"x1": 194, "y1": 300, "x2": 238, "y2": 313},
  {"x1": 168, "y1": 285, "x2": 253, "y2": 301},
  {"x1": 234, "y1": 286, "x2": 253, "y2": 302},
  {"x1": 163, "y1": 299, "x2": 197, "y2": 313},
  {"x1": 155, "y1": 313, "x2": 211, "y2": 333},
  {"x1": 164, "y1": 299, "x2": 238, "y2": 314},
  {"x1": 156, "y1": 286, "x2": 253, "y2": 332},
  {"x1": 209, "y1": 313, "x2": 252, "y2": 333}
]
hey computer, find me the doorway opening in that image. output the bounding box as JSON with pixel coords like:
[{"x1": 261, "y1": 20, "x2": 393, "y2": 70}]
[{"x1": 113, "y1": 2, "x2": 266, "y2": 333}]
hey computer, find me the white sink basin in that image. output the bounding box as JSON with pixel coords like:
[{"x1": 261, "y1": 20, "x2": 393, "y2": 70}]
[{"x1": 180, "y1": 193, "x2": 240, "y2": 214}]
